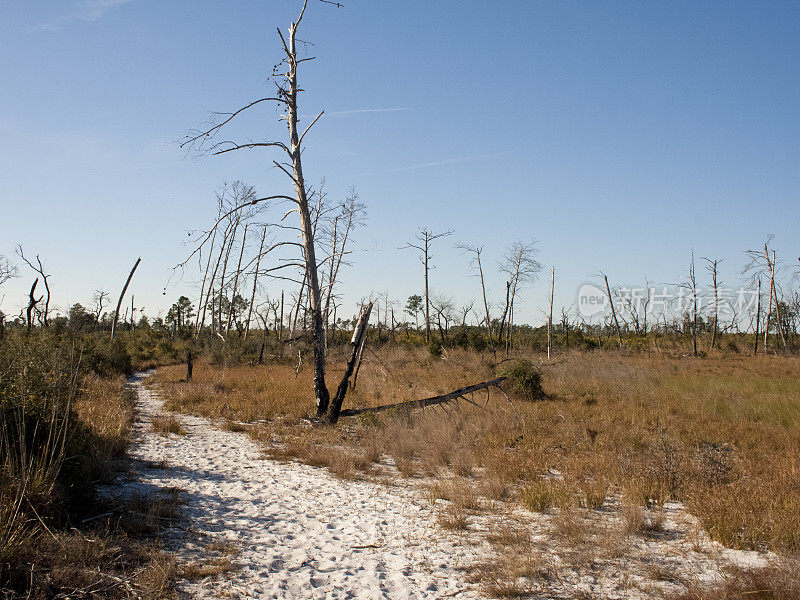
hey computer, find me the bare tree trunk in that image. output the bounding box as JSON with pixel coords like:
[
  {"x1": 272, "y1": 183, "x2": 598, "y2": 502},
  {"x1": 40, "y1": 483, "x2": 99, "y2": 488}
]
[
  {"x1": 227, "y1": 223, "x2": 249, "y2": 334},
  {"x1": 111, "y1": 257, "x2": 141, "y2": 340},
  {"x1": 244, "y1": 225, "x2": 267, "y2": 340},
  {"x1": 195, "y1": 206, "x2": 221, "y2": 337},
  {"x1": 770, "y1": 250, "x2": 787, "y2": 350},
  {"x1": 754, "y1": 277, "x2": 761, "y2": 356},
  {"x1": 26, "y1": 278, "x2": 40, "y2": 335},
  {"x1": 764, "y1": 245, "x2": 773, "y2": 354},
  {"x1": 710, "y1": 259, "x2": 719, "y2": 350},
  {"x1": 603, "y1": 274, "x2": 623, "y2": 350},
  {"x1": 291, "y1": 270, "x2": 307, "y2": 337},
  {"x1": 424, "y1": 242, "x2": 430, "y2": 343},
  {"x1": 217, "y1": 217, "x2": 239, "y2": 338},
  {"x1": 201, "y1": 223, "x2": 231, "y2": 338},
  {"x1": 477, "y1": 250, "x2": 492, "y2": 344},
  {"x1": 280, "y1": 290, "x2": 285, "y2": 342},
  {"x1": 548, "y1": 266, "x2": 554, "y2": 359},
  {"x1": 327, "y1": 302, "x2": 373, "y2": 423},
  {"x1": 496, "y1": 281, "x2": 511, "y2": 346}
]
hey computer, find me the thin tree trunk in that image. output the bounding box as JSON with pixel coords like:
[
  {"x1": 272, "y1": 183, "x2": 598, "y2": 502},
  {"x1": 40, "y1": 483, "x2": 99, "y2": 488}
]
[
  {"x1": 195, "y1": 208, "x2": 221, "y2": 337},
  {"x1": 548, "y1": 266, "x2": 554, "y2": 359},
  {"x1": 424, "y1": 242, "x2": 430, "y2": 343},
  {"x1": 477, "y1": 250, "x2": 492, "y2": 345},
  {"x1": 244, "y1": 225, "x2": 267, "y2": 340},
  {"x1": 754, "y1": 277, "x2": 761, "y2": 356},
  {"x1": 603, "y1": 274, "x2": 623, "y2": 350},
  {"x1": 227, "y1": 223, "x2": 249, "y2": 334},
  {"x1": 111, "y1": 257, "x2": 141, "y2": 340},
  {"x1": 327, "y1": 302, "x2": 373, "y2": 423},
  {"x1": 217, "y1": 217, "x2": 239, "y2": 338}
]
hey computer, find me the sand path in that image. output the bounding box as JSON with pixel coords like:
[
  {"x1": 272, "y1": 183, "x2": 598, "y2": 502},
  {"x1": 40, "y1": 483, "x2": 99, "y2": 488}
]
[{"x1": 119, "y1": 373, "x2": 486, "y2": 600}]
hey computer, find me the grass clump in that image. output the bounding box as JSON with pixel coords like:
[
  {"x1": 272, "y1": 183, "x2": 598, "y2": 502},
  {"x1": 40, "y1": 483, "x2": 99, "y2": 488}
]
[
  {"x1": 152, "y1": 414, "x2": 186, "y2": 436},
  {"x1": 496, "y1": 360, "x2": 545, "y2": 401}
]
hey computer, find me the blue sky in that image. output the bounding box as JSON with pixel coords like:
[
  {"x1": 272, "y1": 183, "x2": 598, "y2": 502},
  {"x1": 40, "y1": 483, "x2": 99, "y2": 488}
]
[{"x1": 1, "y1": 1, "x2": 798, "y2": 325}]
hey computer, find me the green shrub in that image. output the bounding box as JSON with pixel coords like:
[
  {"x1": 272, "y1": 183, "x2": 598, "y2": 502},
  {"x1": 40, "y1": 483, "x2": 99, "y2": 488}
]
[
  {"x1": 497, "y1": 359, "x2": 545, "y2": 401},
  {"x1": 428, "y1": 337, "x2": 443, "y2": 357},
  {"x1": 469, "y1": 329, "x2": 488, "y2": 352}
]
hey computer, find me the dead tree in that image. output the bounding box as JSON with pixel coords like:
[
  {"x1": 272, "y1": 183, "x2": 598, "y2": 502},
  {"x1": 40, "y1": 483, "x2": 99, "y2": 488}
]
[
  {"x1": 403, "y1": 228, "x2": 453, "y2": 342},
  {"x1": 321, "y1": 188, "x2": 365, "y2": 341},
  {"x1": 339, "y1": 377, "x2": 510, "y2": 418},
  {"x1": 687, "y1": 251, "x2": 699, "y2": 357},
  {"x1": 0, "y1": 255, "x2": 18, "y2": 287},
  {"x1": 327, "y1": 302, "x2": 373, "y2": 423},
  {"x1": 26, "y1": 278, "x2": 42, "y2": 334},
  {"x1": 16, "y1": 246, "x2": 51, "y2": 327},
  {"x1": 602, "y1": 273, "x2": 623, "y2": 350},
  {"x1": 547, "y1": 266, "x2": 555, "y2": 359},
  {"x1": 702, "y1": 257, "x2": 722, "y2": 350},
  {"x1": 743, "y1": 236, "x2": 786, "y2": 353},
  {"x1": 111, "y1": 257, "x2": 141, "y2": 340},
  {"x1": 182, "y1": 0, "x2": 371, "y2": 420},
  {"x1": 92, "y1": 290, "x2": 109, "y2": 329},
  {"x1": 457, "y1": 243, "x2": 493, "y2": 344},
  {"x1": 244, "y1": 224, "x2": 268, "y2": 339},
  {"x1": 754, "y1": 277, "x2": 761, "y2": 355},
  {"x1": 499, "y1": 240, "x2": 541, "y2": 354},
  {"x1": 226, "y1": 222, "x2": 249, "y2": 333}
]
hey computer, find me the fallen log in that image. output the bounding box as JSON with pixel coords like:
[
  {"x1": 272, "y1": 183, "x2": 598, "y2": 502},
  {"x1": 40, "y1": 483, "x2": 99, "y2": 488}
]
[{"x1": 339, "y1": 377, "x2": 508, "y2": 417}]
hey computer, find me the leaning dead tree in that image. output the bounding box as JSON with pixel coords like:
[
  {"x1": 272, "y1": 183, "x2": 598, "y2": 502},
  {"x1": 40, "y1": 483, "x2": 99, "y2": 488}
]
[
  {"x1": 181, "y1": 0, "x2": 377, "y2": 423},
  {"x1": 601, "y1": 273, "x2": 623, "y2": 350},
  {"x1": 403, "y1": 228, "x2": 453, "y2": 343},
  {"x1": 111, "y1": 257, "x2": 141, "y2": 340},
  {"x1": 339, "y1": 377, "x2": 514, "y2": 420}
]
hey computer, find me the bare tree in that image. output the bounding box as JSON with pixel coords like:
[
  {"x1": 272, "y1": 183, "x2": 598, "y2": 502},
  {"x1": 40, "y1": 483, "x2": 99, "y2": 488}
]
[
  {"x1": 320, "y1": 188, "x2": 365, "y2": 342},
  {"x1": 602, "y1": 273, "x2": 623, "y2": 350},
  {"x1": 498, "y1": 240, "x2": 541, "y2": 353},
  {"x1": 16, "y1": 246, "x2": 51, "y2": 327},
  {"x1": 457, "y1": 243, "x2": 492, "y2": 344},
  {"x1": 244, "y1": 224, "x2": 268, "y2": 339},
  {"x1": 403, "y1": 228, "x2": 453, "y2": 342},
  {"x1": 0, "y1": 255, "x2": 18, "y2": 287},
  {"x1": 547, "y1": 266, "x2": 555, "y2": 359},
  {"x1": 680, "y1": 251, "x2": 699, "y2": 357},
  {"x1": 111, "y1": 258, "x2": 141, "y2": 340},
  {"x1": 92, "y1": 290, "x2": 109, "y2": 328},
  {"x1": 181, "y1": 1, "x2": 378, "y2": 422},
  {"x1": 702, "y1": 257, "x2": 722, "y2": 350},
  {"x1": 743, "y1": 236, "x2": 787, "y2": 353},
  {"x1": 25, "y1": 279, "x2": 41, "y2": 335}
]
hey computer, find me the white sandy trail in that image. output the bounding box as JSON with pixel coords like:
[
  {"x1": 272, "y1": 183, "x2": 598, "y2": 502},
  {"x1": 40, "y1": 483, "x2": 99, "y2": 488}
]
[{"x1": 120, "y1": 373, "x2": 486, "y2": 600}]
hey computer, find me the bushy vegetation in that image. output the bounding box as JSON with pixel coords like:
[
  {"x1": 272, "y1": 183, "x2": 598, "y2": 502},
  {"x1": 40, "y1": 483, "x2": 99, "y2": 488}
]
[
  {"x1": 496, "y1": 359, "x2": 545, "y2": 401},
  {"x1": 0, "y1": 328, "x2": 176, "y2": 598}
]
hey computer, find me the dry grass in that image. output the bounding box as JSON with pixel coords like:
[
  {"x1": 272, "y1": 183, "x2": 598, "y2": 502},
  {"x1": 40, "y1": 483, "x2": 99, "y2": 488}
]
[
  {"x1": 150, "y1": 348, "x2": 800, "y2": 558},
  {"x1": 670, "y1": 560, "x2": 800, "y2": 600},
  {"x1": 151, "y1": 414, "x2": 186, "y2": 436},
  {"x1": 2, "y1": 373, "x2": 179, "y2": 598}
]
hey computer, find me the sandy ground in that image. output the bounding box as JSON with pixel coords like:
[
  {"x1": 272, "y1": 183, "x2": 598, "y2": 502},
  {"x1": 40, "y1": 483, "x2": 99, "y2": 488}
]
[
  {"x1": 106, "y1": 372, "x2": 773, "y2": 600},
  {"x1": 112, "y1": 373, "x2": 489, "y2": 599}
]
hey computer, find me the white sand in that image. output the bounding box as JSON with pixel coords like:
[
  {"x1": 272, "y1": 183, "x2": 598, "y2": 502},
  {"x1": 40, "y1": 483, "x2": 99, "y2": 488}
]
[
  {"x1": 107, "y1": 372, "x2": 775, "y2": 600},
  {"x1": 117, "y1": 373, "x2": 487, "y2": 599}
]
